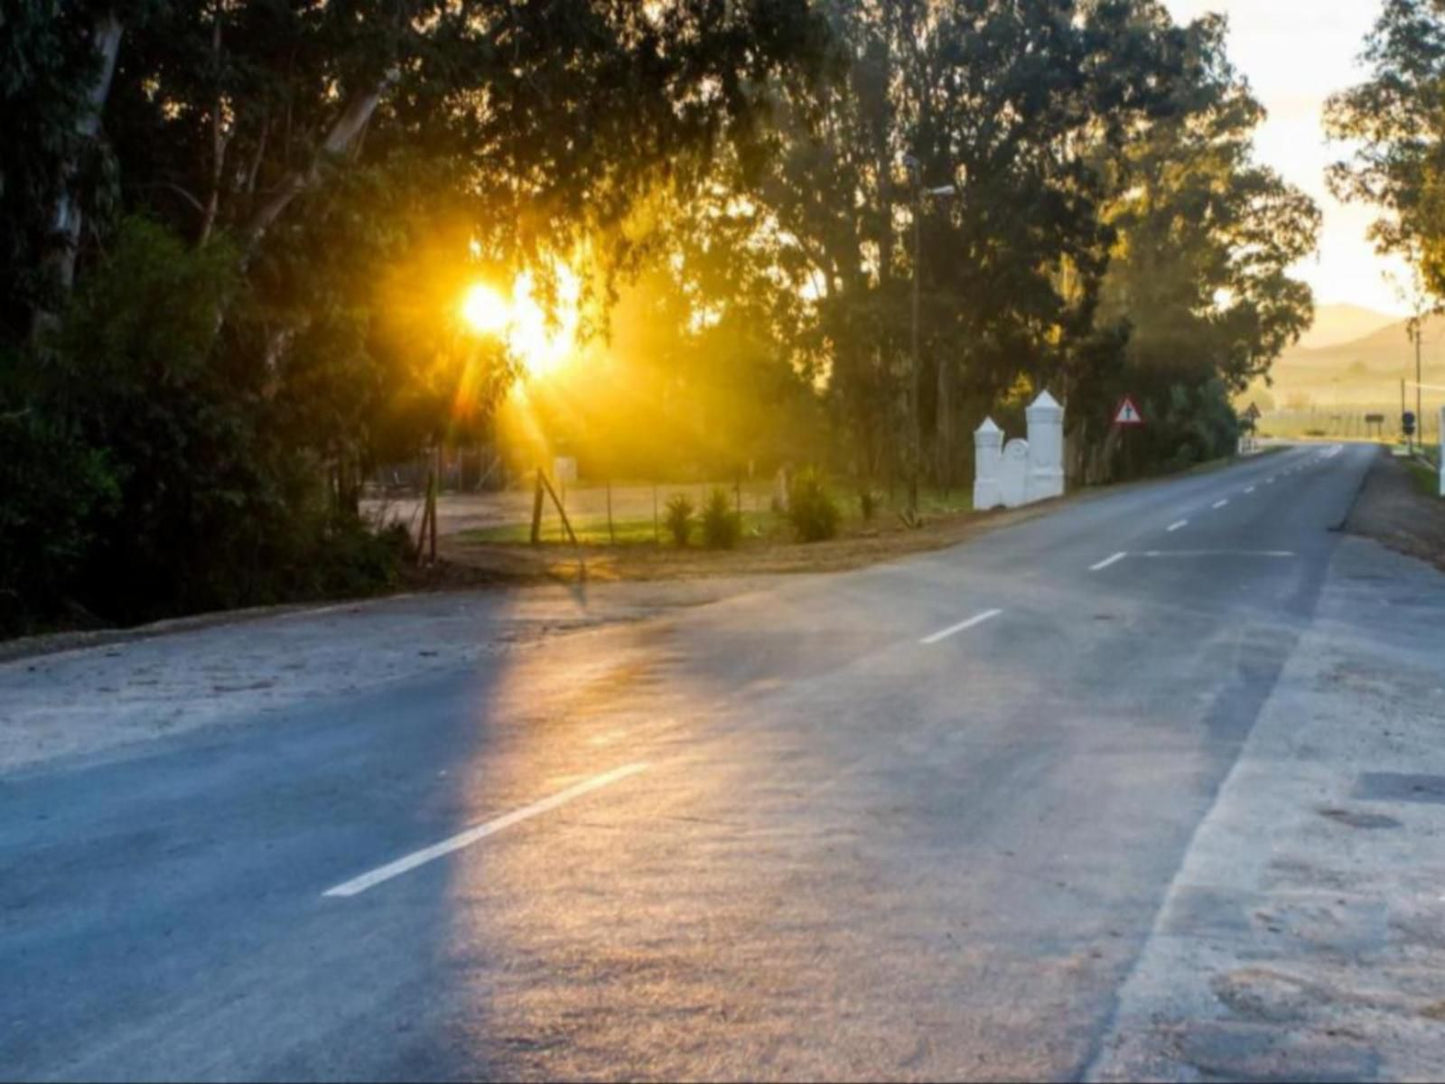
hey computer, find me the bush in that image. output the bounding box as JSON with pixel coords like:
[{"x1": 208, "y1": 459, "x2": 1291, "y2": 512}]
[
  {"x1": 858, "y1": 489, "x2": 879, "y2": 523},
  {"x1": 0, "y1": 217, "x2": 409, "y2": 630},
  {"x1": 664, "y1": 493, "x2": 694, "y2": 546},
  {"x1": 788, "y1": 467, "x2": 839, "y2": 542},
  {"x1": 0, "y1": 390, "x2": 120, "y2": 633},
  {"x1": 701, "y1": 487, "x2": 740, "y2": 549}
]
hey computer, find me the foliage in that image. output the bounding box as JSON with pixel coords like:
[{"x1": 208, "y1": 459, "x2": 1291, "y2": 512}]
[
  {"x1": 664, "y1": 493, "x2": 695, "y2": 547},
  {"x1": 0, "y1": 1, "x2": 823, "y2": 630},
  {"x1": 0, "y1": 0, "x2": 1325, "y2": 629},
  {"x1": 0, "y1": 371, "x2": 119, "y2": 633},
  {"x1": 701, "y1": 487, "x2": 741, "y2": 549},
  {"x1": 1076, "y1": 12, "x2": 1318, "y2": 481},
  {"x1": 1327, "y1": 0, "x2": 1445, "y2": 300},
  {"x1": 787, "y1": 467, "x2": 839, "y2": 542},
  {"x1": 858, "y1": 489, "x2": 879, "y2": 523}
]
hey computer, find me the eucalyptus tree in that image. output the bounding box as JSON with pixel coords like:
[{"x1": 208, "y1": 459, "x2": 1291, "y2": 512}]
[
  {"x1": 740, "y1": 0, "x2": 1192, "y2": 486},
  {"x1": 1, "y1": 0, "x2": 828, "y2": 625},
  {"x1": 1327, "y1": 0, "x2": 1445, "y2": 301},
  {"x1": 1081, "y1": 10, "x2": 1318, "y2": 479}
]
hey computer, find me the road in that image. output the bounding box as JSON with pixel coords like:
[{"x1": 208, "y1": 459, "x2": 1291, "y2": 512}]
[{"x1": 1, "y1": 443, "x2": 1436, "y2": 1081}]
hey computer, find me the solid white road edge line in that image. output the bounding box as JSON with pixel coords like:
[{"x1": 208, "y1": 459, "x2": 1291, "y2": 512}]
[
  {"x1": 1090, "y1": 552, "x2": 1128, "y2": 572},
  {"x1": 920, "y1": 608, "x2": 1003, "y2": 646},
  {"x1": 1212, "y1": 500, "x2": 1228, "y2": 509},
  {"x1": 322, "y1": 763, "x2": 650, "y2": 898},
  {"x1": 1167, "y1": 520, "x2": 1188, "y2": 532}
]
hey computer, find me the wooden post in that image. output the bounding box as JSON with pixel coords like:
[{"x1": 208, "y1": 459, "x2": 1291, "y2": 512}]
[
  {"x1": 537, "y1": 470, "x2": 579, "y2": 546},
  {"x1": 530, "y1": 468, "x2": 545, "y2": 545},
  {"x1": 417, "y1": 466, "x2": 437, "y2": 565},
  {"x1": 427, "y1": 465, "x2": 438, "y2": 563}
]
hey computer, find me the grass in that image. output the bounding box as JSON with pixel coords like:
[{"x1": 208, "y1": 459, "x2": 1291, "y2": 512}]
[
  {"x1": 1404, "y1": 458, "x2": 1443, "y2": 499},
  {"x1": 459, "y1": 484, "x2": 975, "y2": 547}
]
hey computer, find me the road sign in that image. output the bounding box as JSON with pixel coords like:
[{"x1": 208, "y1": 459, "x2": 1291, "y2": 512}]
[
  {"x1": 1243, "y1": 402, "x2": 1261, "y2": 421},
  {"x1": 1113, "y1": 396, "x2": 1144, "y2": 426},
  {"x1": 1365, "y1": 413, "x2": 1384, "y2": 424},
  {"x1": 1404, "y1": 410, "x2": 1417, "y2": 436}
]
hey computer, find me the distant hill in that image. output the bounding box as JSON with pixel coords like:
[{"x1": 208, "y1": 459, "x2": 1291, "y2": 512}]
[
  {"x1": 1245, "y1": 313, "x2": 1445, "y2": 414},
  {"x1": 1296, "y1": 303, "x2": 1400, "y2": 351}
]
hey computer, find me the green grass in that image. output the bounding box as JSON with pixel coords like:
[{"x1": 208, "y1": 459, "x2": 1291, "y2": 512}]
[
  {"x1": 458, "y1": 484, "x2": 974, "y2": 547},
  {"x1": 1405, "y1": 459, "x2": 1444, "y2": 499},
  {"x1": 461, "y1": 509, "x2": 782, "y2": 546}
]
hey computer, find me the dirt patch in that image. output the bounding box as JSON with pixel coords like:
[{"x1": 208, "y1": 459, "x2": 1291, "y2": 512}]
[
  {"x1": 436, "y1": 499, "x2": 1065, "y2": 583},
  {"x1": 1346, "y1": 449, "x2": 1445, "y2": 573}
]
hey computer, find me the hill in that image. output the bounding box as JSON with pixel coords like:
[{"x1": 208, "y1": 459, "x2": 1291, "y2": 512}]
[
  {"x1": 1239, "y1": 312, "x2": 1445, "y2": 442},
  {"x1": 1245, "y1": 314, "x2": 1445, "y2": 413},
  {"x1": 1296, "y1": 303, "x2": 1400, "y2": 350}
]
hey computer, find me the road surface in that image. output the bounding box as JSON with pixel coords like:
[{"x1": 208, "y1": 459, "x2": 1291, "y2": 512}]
[{"x1": 3, "y1": 443, "x2": 1443, "y2": 1081}]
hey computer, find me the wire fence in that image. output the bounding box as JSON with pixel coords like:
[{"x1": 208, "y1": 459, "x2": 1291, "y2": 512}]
[{"x1": 1260, "y1": 399, "x2": 1443, "y2": 444}]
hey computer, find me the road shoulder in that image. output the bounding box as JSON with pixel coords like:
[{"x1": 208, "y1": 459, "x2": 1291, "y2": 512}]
[
  {"x1": 1346, "y1": 446, "x2": 1445, "y2": 574},
  {"x1": 1087, "y1": 533, "x2": 1445, "y2": 1081},
  {"x1": 0, "y1": 578, "x2": 770, "y2": 774}
]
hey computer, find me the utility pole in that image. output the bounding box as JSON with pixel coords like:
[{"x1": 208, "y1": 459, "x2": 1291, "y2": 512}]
[
  {"x1": 1402, "y1": 377, "x2": 1409, "y2": 452},
  {"x1": 902, "y1": 154, "x2": 957, "y2": 519},
  {"x1": 1410, "y1": 317, "x2": 1421, "y2": 445},
  {"x1": 910, "y1": 169, "x2": 922, "y2": 518}
]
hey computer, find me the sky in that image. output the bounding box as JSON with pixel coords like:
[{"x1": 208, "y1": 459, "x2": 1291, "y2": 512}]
[{"x1": 1161, "y1": 0, "x2": 1411, "y2": 316}]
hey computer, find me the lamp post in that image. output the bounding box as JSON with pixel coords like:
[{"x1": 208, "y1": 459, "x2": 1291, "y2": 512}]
[{"x1": 902, "y1": 154, "x2": 957, "y2": 517}]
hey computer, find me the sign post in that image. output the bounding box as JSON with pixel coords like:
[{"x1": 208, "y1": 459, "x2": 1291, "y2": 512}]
[{"x1": 1113, "y1": 396, "x2": 1144, "y2": 477}]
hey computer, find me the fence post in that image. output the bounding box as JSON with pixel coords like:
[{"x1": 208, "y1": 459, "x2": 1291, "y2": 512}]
[{"x1": 530, "y1": 469, "x2": 545, "y2": 545}]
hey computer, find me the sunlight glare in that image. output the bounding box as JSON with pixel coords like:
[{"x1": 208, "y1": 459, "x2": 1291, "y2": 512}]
[
  {"x1": 460, "y1": 267, "x2": 580, "y2": 380},
  {"x1": 460, "y1": 284, "x2": 510, "y2": 336}
]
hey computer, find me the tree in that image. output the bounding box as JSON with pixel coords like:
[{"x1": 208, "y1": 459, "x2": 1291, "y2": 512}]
[
  {"x1": 1327, "y1": 0, "x2": 1445, "y2": 300},
  {"x1": 1081, "y1": 10, "x2": 1318, "y2": 479},
  {"x1": 731, "y1": 0, "x2": 1197, "y2": 487},
  {"x1": 0, "y1": 0, "x2": 828, "y2": 627}
]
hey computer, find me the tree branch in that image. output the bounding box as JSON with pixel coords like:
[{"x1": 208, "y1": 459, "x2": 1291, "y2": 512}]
[{"x1": 240, "y1": 67, "x2": 399, "y2": 261}]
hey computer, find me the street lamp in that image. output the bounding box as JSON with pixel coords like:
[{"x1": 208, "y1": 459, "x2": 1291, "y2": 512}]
[{"x1": 902, "y1": 154, "x2": 957, "y2": 517}]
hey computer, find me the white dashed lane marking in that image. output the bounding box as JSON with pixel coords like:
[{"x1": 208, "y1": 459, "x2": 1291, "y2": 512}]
[
  {"x1": 323, "y1": 764, "x2": 650, "y2": 898},
  {"x1": 1090, "y1": 552, "x2": 1128, "y2": 572},
  {"x1": 921, "y1": 609, "x2": 1003, "y2": 646}
]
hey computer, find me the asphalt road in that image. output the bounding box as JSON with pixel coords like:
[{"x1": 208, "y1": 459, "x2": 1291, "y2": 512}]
[{"x1": 0, "y1": 444, "x2": 1384, "y2": 1081}]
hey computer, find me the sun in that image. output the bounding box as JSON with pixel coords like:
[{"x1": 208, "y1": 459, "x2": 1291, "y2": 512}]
[
  {"x1": 460, "y1": 284, "x2": 510, "y2": 336},
  {"x1": 459, "y1": 268, "x2": 579, "y2": 380}
]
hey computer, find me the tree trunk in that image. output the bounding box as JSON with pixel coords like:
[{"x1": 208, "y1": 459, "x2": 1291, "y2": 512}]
[
  {"x1": 935, "y1": 352, "x2": 952, "y2": 488},
  {"x1": 238, "y1": 69, "x2": 398, "y2": 265},
  {"x1": 32, "y1": 7, "x2": 123, "y2": 335}
]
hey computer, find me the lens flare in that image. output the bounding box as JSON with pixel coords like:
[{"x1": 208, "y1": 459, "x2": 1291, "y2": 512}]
[{"x1": 459, "y1": 268, "x2": 580, "y2": 380}]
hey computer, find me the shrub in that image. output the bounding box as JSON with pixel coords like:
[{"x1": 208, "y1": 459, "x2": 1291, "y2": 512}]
[
  {"x1": 788, "y1": 467, "x2": 839, "y2": 542},
  {"x1": 701, "y1": 487, "x2": 740, "y2": 549},
  {"x1": 664, "y1": 493, "x2": 694, "y2": 546},
  {"x1": 858, "y1": 489, "x2": 879, "y2": 523}
]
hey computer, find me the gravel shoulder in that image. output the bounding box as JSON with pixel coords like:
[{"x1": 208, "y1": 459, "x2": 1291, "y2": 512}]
[
  {"x1": 1346, "y1": 447, "x2": 1445, "y2": 573},
  {"x1": 1088, "y1": 531, "x2": 1445, "y2": 1081},
  {"x1": 0, "y1": 578, "x2": 772, "y2": 774}
]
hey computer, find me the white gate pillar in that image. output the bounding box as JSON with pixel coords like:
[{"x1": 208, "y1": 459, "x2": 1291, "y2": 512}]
[
  {"x1": 973, "y1": 417, "x2": 1004, "y2": 510},
  {"x1": 1025, "y1": 390, "x2": 1065, "y2": 501}
]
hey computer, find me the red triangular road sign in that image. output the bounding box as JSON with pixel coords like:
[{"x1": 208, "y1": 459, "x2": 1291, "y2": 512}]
[{"x1": 1114, "y1": 396, "x2": 1144, "y2": 426}]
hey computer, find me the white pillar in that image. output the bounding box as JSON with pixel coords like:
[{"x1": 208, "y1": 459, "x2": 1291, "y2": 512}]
[
  {"x1": 973, "y1": 417, "x2": 1004, "y2": 510},
  {"x1": 1025, "y1": 390, "x2": 1065, "y2": 501},
  {"x1": 1438, "y1": 406, "x2": 1444, "y2": 497}
]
